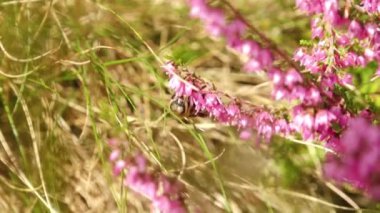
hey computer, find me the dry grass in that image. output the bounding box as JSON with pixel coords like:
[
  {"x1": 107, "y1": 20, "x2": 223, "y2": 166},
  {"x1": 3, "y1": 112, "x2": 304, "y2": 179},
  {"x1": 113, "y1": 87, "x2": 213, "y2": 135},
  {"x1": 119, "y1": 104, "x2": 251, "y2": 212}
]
[{"x1": 0, "y1": 0, "x2": 379, "y2": 212}]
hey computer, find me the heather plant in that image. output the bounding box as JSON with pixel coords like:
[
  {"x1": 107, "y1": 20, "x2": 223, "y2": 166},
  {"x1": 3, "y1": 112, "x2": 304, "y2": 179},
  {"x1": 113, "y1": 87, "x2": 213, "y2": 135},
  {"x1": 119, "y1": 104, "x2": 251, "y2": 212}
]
[
  {"x1": 172, "y1": 0, "x2": 380, "y2": 203},
  {"x1": 0, "y1": 0, "x2": 380, "y2": 212}
]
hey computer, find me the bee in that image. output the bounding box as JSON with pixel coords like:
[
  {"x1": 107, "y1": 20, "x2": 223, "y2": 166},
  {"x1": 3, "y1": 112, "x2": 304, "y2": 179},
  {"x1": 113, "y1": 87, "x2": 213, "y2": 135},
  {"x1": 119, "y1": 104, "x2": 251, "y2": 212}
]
[
  {"x1": 170, "y1": 95, "x2": 207, "y2": 118},
  {"x1": 170, "y1": 96, "x2": 192, "y2": 117}
]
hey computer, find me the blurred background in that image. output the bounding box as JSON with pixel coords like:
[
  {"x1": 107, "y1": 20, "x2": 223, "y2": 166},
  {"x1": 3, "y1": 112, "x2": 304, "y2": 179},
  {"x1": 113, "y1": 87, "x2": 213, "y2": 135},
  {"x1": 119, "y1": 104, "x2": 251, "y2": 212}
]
[{"x1": 0, "y1": 0, "x2": 379, "y2": 212}]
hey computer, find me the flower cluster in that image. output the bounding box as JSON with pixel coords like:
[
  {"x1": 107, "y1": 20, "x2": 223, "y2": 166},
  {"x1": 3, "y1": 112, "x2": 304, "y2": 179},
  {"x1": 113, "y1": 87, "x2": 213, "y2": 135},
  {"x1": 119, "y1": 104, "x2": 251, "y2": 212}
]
[
  {"x1": 292, "y1": 0, "x2": 380, "y2": 142},
  {"x1": 324, "y1": 118, "x2": 380, "y2": 200},
  {"x1": 362, "y1": 0, "x2": 380, "y2": 14},
  {"x1": 297, "y1": 0, "x2": 380, "y2": 76},
  {"x1": 183, "y1": 0, "x2": 380, "y2": 199},
  {"x1": 296, "y1": 0, "x2": 343, "y2": 25},
  {"x1": 108, "y1": 139, "x2": 187, "y2": 213},
  {"x1": 188, "y1": 0, "x2": 274, "y2": 73},
  {"x1": 163, "y1": 62, "x2": 289, "y2": 140},
  {"x1": 187, "y1": 0, "x2": 356, "y2": 143}
]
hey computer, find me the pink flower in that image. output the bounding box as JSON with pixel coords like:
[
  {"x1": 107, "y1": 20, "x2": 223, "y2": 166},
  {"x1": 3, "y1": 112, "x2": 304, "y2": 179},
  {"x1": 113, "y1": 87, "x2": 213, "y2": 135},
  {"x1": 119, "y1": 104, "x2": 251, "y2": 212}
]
[
  {"x1": 275, "y1": 119, "x2": 291, "y2": 135},
  {"x1": 258, "y1": 49, "x2": 274, "y2": 68},
  {"x1": 349, "y1": 20, "x2": 367, "y2": 40},
  {"x1": 342, "y1": 74, "x2": 353, "y2": 85},
  {"x1": 362, "y1": 0, "x2": 380, "y2": 14},
  {"x1": 284, "y1": 69, "x2": 303, "y2": 87},
  {"x1": 294, "y1": 48, "x2": 306, "y2": 61},
  {"x1": 364, "y1": 48, "x2": 376, "y2": 60},
  {"x1": 269, "y1": 69, "x2": 282, "y2": 84},
  {"x1": 291, "y1": 86, "x2": 307, "y2": 101},
  {"x1": 225, "y1": 19, "x2": 246, "y2": 39},
  {"x1": 114, "y1": 160, "x2": 126, "y2": 176},
  {"x1": 238, "y1": 40, "x2": 260, "y2": 56},
  {"x1": 108, "y1": 141, "x2": 187, "y2": 212},
  {"x1": 324, "y1": 118, "x2": 380, "y2": 200},
  {"x1": 273, "y1": 87, "x2": 287, "y2": 100},
  {"x1": 291, "y1": 107, "x2": 315, "y2": 140},
  {"x1": 315, "y1": 110, "x2": 336, "y2": 132},
  {"x1": 162, "y1": 62, "x2": 177, "y2": 76},
  {"x1": 341, "y1": 52, "x2": 358, "y2": 67},
  {"x1": 323, "y1": 0, "x2": 342, "y2": 25},
  {"x1": 337, "y1": 35, "x2": 350, "y2": 46},
  {"x1": 296, "y1": 0, "x2": 324, "y2": 14},
  {"x1": 169, "y1": 76, "x2": 193, "y2": 97},
  {"x1": 365, "y1": 23, "x2": 378, "y2": 38},
  {"x1": 187, "y1": 1, "x2": 276, "y2": 73},
  {"x1": 226, "y1": 103, "x2": 240, "y2": 117},
  {"x1": 311, "y1": 17, "x2": 324, "y2": 38},
  {"x1": 109, "y1": 149, "x2": 120, "y2": 162},
  {"x1": 244, "y1": 58, "x2": 262, "y2": 72},
  {"x1": 306, "y1": 87, "x2": 322, "y2": 105},
  {"x1": 204, "y1": 9, "x2": 226, "y2": 37}
]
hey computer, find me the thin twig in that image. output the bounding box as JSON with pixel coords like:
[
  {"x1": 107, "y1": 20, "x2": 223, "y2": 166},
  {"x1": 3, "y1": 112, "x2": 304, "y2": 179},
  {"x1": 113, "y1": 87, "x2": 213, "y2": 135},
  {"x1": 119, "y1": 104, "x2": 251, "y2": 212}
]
[
  {"x1": 286, "y1": 137, "x2": 336, "y2": 154},
  {"x1": 0, "y1": 128, "x2": 56, "y2": 212},
  {"x1": 168, "y1": 132, "x2": 187, "y2": 178},
  {"x1": 51, "y1": 9, "x2": 71, "y2": 49},
  {"x1": 229, "y1": 176, "x2": 367, "y2": 211},
  {"x1": 32, "y1": 0, "x2": 54, "y2": 41},
  {"x1": 325, "y1": 182, "x2": 361, "y2": 212},
  {"x1": 0, "y1": 39, "x2": 61, "y2": 62},
  {"x1": 1, "y1": 0, "x2": 43, "y2": 5},
  {"x1": 183, "y1": 148, "x2": 225, "y2": 171},
  {"x1": 10, "y1": 83, "x2": 53, "y2": 211},
  {"x1": 56, "y1": 60, "x2": 91, "y2": 66},
  {"x1": 0, "y1": 66, "x2": 39, "y2": 78}
]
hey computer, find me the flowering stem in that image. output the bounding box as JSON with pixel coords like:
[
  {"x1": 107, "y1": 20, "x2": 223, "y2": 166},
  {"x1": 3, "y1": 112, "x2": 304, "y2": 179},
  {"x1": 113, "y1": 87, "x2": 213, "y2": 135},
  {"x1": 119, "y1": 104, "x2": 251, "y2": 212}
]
[{"x1": 220, "y1": 0, "x2": 301, "y2": 71}]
